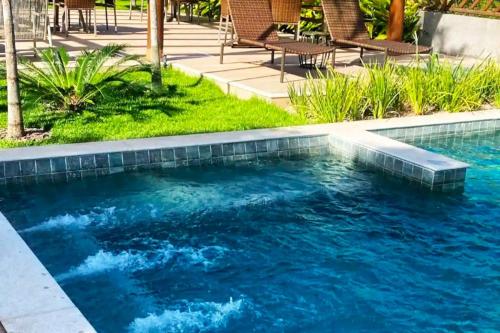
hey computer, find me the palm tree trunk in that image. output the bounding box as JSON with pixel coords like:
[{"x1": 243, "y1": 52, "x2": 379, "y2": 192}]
[
  {"x1": 2, "y1": 0, "x2": 24, "y2": 138},
  {"x1": 149, "y1": 0, "x2": 162, "y2": 90}
]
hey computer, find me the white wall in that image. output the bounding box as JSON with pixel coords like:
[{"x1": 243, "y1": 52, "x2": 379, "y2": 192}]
[{"x1": 420, "y1": 11, "x2": 500, "y2": 60}]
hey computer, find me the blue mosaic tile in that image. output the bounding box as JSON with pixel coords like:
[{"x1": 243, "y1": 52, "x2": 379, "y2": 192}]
[
  {"x1": 109, "y1": 153, "x2": 123, "y2": 168},
  {"x1": 245, "y1": 142, "x2": 257, "y2": 154},
  {"x1": 267, "y1": 140, "x2": 279, "y2": 153},
  {"x1": 123, "y1": 152, "x2": 136, "y2": 166},
  {"x1": 222, "y1": 143, "x2": 234, "y2": 156},
  {"x1": 199, "y1": 145, "x2": 212, "y2": 159},
  {"x1": 256, "y1": 141, "x2": 267, "y2": 153},
  {"x1": 186, "y1": 146, "x2": 200, "y2": 160},
  {"x1": 422, "y1": 168, "x2": 433, "y2": 185},
  {"x1": 233, "y1": 143, "x2": 246, "y2": 155},
  {"x1": 288, "y1": 138, "x2": 300, "y2": 149},
  {"x1": 94, "y1": 154, "x2": 109, "y2": 169},
  {"x1": 412, "y1": 165, "x2": 423, "y2": 181},
  {"x1": 135, "y1": 150, "x2": 150, "y2": 165},
  {"x1": 161, "y1": 149, "x2": 175, "y2": 162},
  {"x1": 66, "y1": 156, "x2": 81, "y2": 171},
  {"x1": 35, "y1": 159, "x2": 52, "y2": 175},
  {"x1": 80, "y1": 155, "x2": 96, "y2": 170},
  {"x1": 20, "y1": 160, "x2": 36, "y2": 176},
  {"x1": 402, "y1": 162, "x2": 413, "y2": 177},
  {"x1": 51, "y1": 157, "x2": 67, "y2": 173},
  {"x1": 5, "y1": 161, "x2": 21, "y2": 178},
  {"x1": 210, "y1": 144, "x2": 222, "y2": 158},
  {"x1": 149, "y1": 150, "x2": 162, "y2": 164}
]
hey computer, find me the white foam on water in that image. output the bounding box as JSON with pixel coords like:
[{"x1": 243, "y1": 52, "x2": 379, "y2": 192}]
[
  {"x1": 57, "y1": 242, "x2": 228, "y2": 281},
  {"x1": 128, "y1": 298, "x2": 244, "y2": 333},
  {"x1": 20, "y1": 207, "x2": 116, "y2": 233},
  {"x1": 56, "y1": 249, "x2": 155, "y2": 281}
]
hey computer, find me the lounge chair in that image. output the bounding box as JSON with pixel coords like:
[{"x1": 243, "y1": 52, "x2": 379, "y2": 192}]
[
  {"x1": 220, "y1": 0, "x2": 335, "y2": 83},
  {"x1": 321, "y1": 0, "x2": 432, "y2": 64}
]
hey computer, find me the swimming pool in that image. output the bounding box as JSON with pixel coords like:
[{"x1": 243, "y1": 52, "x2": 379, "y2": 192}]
[{"x1": 1, "y1": 130, "x2": 498, "y2": 332}]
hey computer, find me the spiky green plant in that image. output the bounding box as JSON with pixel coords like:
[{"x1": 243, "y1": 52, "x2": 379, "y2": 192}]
[
  {"x1": 401, "y1": 64, "x2": 429, "y2": 115},
  {"x1": 19, "y1": 44, "x2": 150, "y2": 112},
  {"x1": 365, "y1": 62, "x2": 401, "y2": 118},
  {"x1": 289, "y1": 68, "x2": 366, "y2": 123}
]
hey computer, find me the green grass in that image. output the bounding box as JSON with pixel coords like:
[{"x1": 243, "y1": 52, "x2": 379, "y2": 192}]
[{"x1": 0, "y1": 68, "x2": 304, "y2": 148}]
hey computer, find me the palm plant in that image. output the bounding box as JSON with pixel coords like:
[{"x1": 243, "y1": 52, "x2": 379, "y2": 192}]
[{"x1": 19, "y1": 44, "x2": 150, "y2": 112}]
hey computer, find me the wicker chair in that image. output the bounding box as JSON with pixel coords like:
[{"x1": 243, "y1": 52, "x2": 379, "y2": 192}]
[
  {"x1": 321, "y1": 0, "x2": 431, "y2": 63},
  {"x1": 58, "y1": 0, "x2": 97, "y2": 36},
  {"x1": 221, "y1": 0, "x2": 335, "y2": 82},
  {"x1": 271, "y1": 0, "x2": 301, "y2": 39}
]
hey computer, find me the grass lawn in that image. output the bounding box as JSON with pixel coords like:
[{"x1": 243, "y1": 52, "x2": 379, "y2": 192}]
[{"x1": 0, "y1": 68, "x2": 304, "y2": 148}]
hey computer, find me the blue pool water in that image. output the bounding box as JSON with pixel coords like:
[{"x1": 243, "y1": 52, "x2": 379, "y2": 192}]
[{"x1": 1, "y1": 131, "x2": 499, "y2": 333}]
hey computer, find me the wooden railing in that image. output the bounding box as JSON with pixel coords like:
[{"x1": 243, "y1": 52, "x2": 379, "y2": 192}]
[{"x1": 448, "y1": 0, "x2": 500, "y2": 18}]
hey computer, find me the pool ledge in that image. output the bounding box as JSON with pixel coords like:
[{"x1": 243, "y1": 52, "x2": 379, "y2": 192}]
[
  {"x1": 0, "y1": 212, "x2": 96, "y2": 333},
  {"x1": 0, "y1": 108, "x2": 498, "y2": 191}
]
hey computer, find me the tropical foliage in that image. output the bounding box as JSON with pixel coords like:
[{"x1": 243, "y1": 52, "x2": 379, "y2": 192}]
[
  {"x1": 360, "y1": 0, "x2": 424, "y2": 42},
  {"x1": 289, "y1": 55, "x2": 500, "y2": 122},
  {"x1": 18, "y1": 44, "x2": 149, "y2": 112}
]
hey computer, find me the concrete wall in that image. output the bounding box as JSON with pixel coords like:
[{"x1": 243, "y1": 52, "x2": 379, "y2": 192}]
[{"x1": 420, "y1": 11, "x2": 500, "y2": 60}]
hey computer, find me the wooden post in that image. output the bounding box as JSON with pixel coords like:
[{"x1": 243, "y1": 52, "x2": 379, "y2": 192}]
[
  {"x1": 146, "y1": 0, "x2": 165, "y2": 59},
  {"x1": 387, "y1": 0, "x2": 405, "y2": 41}
]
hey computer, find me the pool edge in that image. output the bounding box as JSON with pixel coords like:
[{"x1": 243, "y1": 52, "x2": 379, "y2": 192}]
[{"x1": 0, "y1": 212, "x2": 96, "y2": 333}]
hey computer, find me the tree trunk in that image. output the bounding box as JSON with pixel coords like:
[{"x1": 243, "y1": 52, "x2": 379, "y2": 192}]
[
  {"x1": 2, "y1": 0, "x2": 24, "y2": 138},
  {"x1": 149, "y1": 0, "x2": 163, "y2": 90},
  {"x1": 387, "y1": 0, "x2": 405, "y2": 42}
]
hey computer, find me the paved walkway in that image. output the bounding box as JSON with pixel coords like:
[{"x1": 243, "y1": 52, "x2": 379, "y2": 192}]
[{"x1": 8, "y1": 9, "x2": 478, "y2": 105}]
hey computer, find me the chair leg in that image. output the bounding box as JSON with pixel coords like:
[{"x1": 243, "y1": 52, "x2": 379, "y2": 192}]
[
  {"x1": 332, "y1": 47, "x2": 336, "y2": 69},
  {"x1": 129, "y1": 0, "x2": 132, "y2": 19},
  {"x1": 360, "y1": 47, "x2": 364, "y2": 59},
  {"x1": 218, "y1": 16, "x2": 223, "y2": 42},
  {"x1": 223, "y1": 16, "x2": 229, "y2": 44},
  {"x1": 64, "y1": 7, "x2": 69, "y2": 36},
  {"x1": 140, "y1": 0, "x2": 144, "y2": 21},
  {"x1": 280, "y1": 49, "x2": 286, "y2": 83},
  {"x1": 113, "y1": 2, "x2": 118, "y2": 32},
  {"x1": 271, "y1": 50, "x2": 275, "y2": 64},
  {"x1": 220, "y1": 43, "x2": 225, "y2": 64},
  {"x1": 94, "y1": 8, "x2": 97, "y2": 36},
  {"x1": 105, "y1": 5, "x2": 109, "y2": 30}
]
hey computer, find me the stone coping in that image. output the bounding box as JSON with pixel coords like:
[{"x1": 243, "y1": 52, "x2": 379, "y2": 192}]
[
  {"x1": 1, "y1": 109, "x2": 498, "y2": 163},
  {"x1": 0, "y1": 109, "x2": 498, "y2": 189},
  {"x1": 0, "y1": 212, "x2": 96, "y2": 333}
]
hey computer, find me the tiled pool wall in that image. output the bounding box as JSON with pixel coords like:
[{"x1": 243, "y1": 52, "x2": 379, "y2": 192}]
[
  {"x1": 362, "y1": 119, "x2": 499, "y2": 191},
  {"x1": 0, "y1": 136, "x2": 331, "y2": 185},
  {"x1": 372, "y1": 119, "x2": 499, "y2": 143},
  {"x1": 328, "y1": 134, "x2": 467, "y2": 192},
  {"x1": 0, "y1": 118, "x2": 497, "y2": 190}
]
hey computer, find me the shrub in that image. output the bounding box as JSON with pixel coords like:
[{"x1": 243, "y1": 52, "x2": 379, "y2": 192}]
[
  {"x1": 289, "y1": 68, "x2": 366, "y2": 123},
  {"x1": 365, "y1": 62, "x2": 401, "y2": 118},
  {"x1": 19, "y1": 44, "x2": 150, "y2": 112}
]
